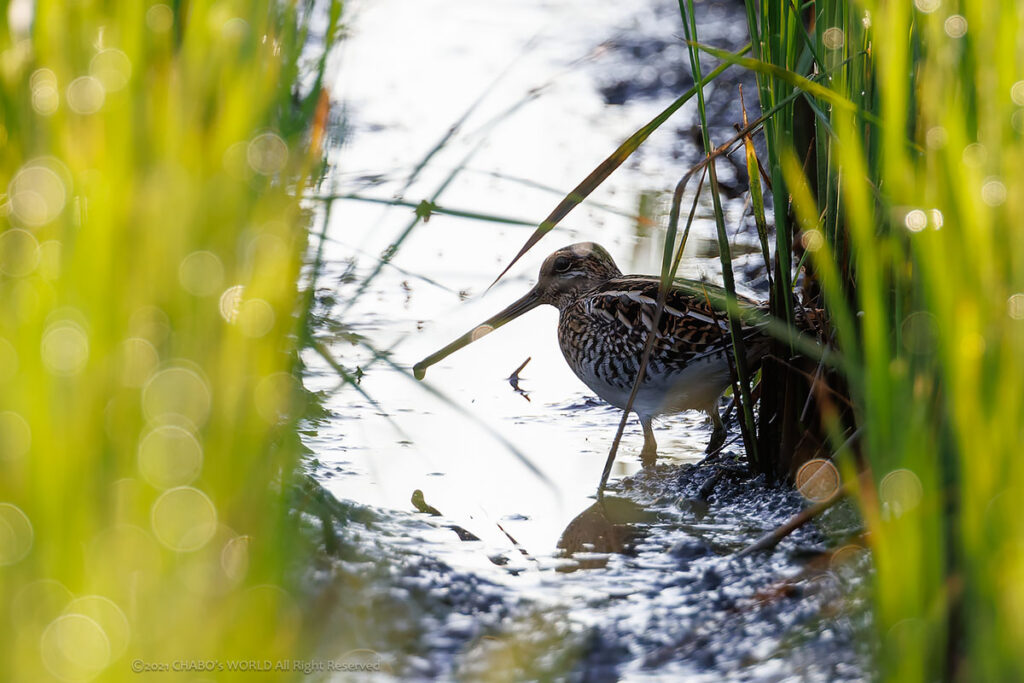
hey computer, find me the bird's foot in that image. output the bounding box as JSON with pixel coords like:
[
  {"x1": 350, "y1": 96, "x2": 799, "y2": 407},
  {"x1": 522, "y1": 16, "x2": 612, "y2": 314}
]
[
  {"x1": 640, "y1": 445, "x2": 658, "y2": 469},
  {"x1": 705, "y1": 424, "x2": 726, "y2": 455}
]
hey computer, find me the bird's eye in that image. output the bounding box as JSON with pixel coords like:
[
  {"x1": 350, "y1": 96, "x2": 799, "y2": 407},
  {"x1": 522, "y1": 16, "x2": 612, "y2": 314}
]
[{"x1": 552, "y1": 256, "x2": 572, "y2": 273}]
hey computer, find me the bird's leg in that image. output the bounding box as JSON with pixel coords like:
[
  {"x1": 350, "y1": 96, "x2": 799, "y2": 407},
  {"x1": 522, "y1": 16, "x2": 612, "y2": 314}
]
[
  {"x1": 706, "y1": 406, "x2": 726, "y2": 454},
  {"x1": 640, "y1": 415, "x2": 658, "y2": 469}
]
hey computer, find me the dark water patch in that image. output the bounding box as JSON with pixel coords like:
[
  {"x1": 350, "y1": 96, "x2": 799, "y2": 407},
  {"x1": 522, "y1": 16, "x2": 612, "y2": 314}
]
[
  {"x1": 595, "y1": 0, "x2": 756, "y2": 132},
  {"x1": 596, "y1": 1, "x2": 749, "y2": 106},
  {"x1": 593, "y1": 0, "x2": 773, "y2": 245}
]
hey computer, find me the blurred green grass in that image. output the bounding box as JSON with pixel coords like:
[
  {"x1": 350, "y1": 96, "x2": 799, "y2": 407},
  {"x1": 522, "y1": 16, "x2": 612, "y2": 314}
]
[
  {"x1": 0, "y1": 0, "x2": 340, "y2": 679},
  {"x1": 735, "y1": 0, "x2": 1024, "y2": 678}
]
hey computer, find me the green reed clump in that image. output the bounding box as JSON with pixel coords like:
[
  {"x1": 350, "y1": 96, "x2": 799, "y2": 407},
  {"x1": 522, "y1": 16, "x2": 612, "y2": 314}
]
[
  {"x1": 0, "y1": 1, "x2": 339, "y2": 680},
  {"x1": 736, "y1": 0, "x2": 1024, "y2": 678}
]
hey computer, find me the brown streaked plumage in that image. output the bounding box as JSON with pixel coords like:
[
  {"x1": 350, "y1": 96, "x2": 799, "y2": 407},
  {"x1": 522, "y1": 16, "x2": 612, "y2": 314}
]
[{"x1": 413, "y1": 242, "x2": 770, "y2": 466}]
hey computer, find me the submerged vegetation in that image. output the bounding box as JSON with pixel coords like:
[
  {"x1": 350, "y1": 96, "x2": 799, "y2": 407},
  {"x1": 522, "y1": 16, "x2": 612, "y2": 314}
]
[{"x1": 0, "y1": 0, "x2": 340, "y2": 680}]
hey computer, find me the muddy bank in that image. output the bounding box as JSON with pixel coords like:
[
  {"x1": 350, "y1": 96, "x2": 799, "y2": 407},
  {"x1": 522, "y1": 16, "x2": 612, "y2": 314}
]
[{"x1": 298, "y1": 458, "x2": 869, "y2": 680}]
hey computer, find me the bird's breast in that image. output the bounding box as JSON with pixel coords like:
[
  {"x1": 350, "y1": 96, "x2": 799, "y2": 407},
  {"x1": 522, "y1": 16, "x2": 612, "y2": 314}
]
[{"x1": 555, "y1": 301, "x2": 735, "y2": 415}]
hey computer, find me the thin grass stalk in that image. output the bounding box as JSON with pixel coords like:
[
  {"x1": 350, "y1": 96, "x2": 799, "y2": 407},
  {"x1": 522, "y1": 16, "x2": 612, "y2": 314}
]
[
  {"x1": 313, "y1": 193, "x2": 538, "y2": 227},
  {"x1": 742, "y1": 94, "x2": 773, "y2": 292},
  {"x1": 596, "y1": 170, "x2": 708, "y2": 495},
  {"x1": 680, "y1": 0, "x2": 761, "y2": 469},
  {"x1": 491, "y1": 47, "x2": 751, "y2": 286}
]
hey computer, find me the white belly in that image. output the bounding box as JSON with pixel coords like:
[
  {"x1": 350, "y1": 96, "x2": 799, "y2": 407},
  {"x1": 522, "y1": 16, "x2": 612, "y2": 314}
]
[{"x1": 575, "y1": 354, "x2": 733, "y2": 419}]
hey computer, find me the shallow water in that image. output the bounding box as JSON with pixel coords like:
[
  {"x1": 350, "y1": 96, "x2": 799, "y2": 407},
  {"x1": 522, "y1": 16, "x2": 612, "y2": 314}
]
[{"x1": 305, "y1": 0, "x2": 867, "y2": 678}]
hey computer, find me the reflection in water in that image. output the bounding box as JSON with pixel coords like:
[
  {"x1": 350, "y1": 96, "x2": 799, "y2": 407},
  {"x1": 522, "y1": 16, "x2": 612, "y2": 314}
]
[
  {"x1": 505, "y1": 356, "x2": 532, "y2": 401},
  {"x1": 556, "y1": 496, "x2": 655, "y2": 570}
]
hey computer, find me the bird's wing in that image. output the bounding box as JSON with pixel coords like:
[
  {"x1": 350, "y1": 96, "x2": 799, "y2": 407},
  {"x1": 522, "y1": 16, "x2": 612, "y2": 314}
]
[{"x1": 581, "y1": 277, "x2": 765, "y2": 361}]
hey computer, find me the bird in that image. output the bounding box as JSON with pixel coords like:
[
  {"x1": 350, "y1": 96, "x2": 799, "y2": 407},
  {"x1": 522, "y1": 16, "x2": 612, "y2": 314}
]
[{"x1": 413, "y1": 242, "x2": 773, "y2": 467}]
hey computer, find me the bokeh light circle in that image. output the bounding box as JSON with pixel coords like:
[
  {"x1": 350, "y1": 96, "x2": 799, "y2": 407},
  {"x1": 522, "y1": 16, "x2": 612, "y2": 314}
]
[
  {"x1": 903, "y1": 209, "x2": 927, "y2": 232},
  {"x1": 0, "y1": 503, "x2": 33, "y2": 565},
  {"x1": 89, "y1": 49, "x2": 132, "y2": 92},
  {"x1": 116, "y1": 337, "x2": 159, "y2": 388},
  {"x1": 0, "y1": 228, "x2": 41, "y2": 276},
  {"x1": 221, "y1": 17, "x2": 250, "y2": 42},
  {"x1": 8, "y1": 159, "x2": 68, "y2": 227},
  {"x1": 41, "y1": 322, "x2": 90, "y2": 376},
  {"x1": 925, "y1": 126, "x2": 947, "y2": 149},
  {"x1": 178, "y1": 250, "x2": 225, "y2": 296},
  {"x1": 142, "y1": 365, "x2": 211, "y2": 428},
  {"x1": 32, "y1": 85, "x2": 59, "y2": 115},
  {"x1": 981, "y1": 178, "x2": 1007, "y2": 206},
  {"x1": 247, "y1": 133, "x2": 288, "y2": 175},
  {"x1": 1013, "y1": 110, "x2": 1024, "y2": 134},
  {"x1": 879, "y1": 468, "x2": 924, "y2": 516},
  {"x1": 150, "y1": 486, "x2": 218, "y2": 552},
  {"x1": 238, "y1": 298, "x2": 275, "y2": 337},
  {"x1": 795, "y1": 459, "x2": 841, "y2": 502},
  {"x1": 64, "y1": 596, "x2": 130, "y2": 660},
  {"x1": 471, "y1": 324, "x2": 494, "y2": 341},
  {"x1": 146, "y1": 4, "x2": 174, "y2": 32},
  {"x1": 1008, "y1": 293, "x2": 1024, "y2": 320},
  {"x1": 1012, "y1": 80, "x2": 1024, "y2": 106},
  {"x1": 243, "y1": 233, "x2": 289, "y2": 276},
  {"x1": 219, "y1": 284, "x2": 244, "y2": 322},
  {"x1": 822, "y1": 27, "x2": 844, "y2": 50},
  {"x1": 30, "y1": 67, "x2": 57, "y2": 91},
  {"x1": 944, "y1": 14, "x2": 967, "y2": 38},
  {"x1": 66, "y1": 76, "x2": 105, "y2": 115},
  {"x1": 40, "y1": 613, "x2": 111, "y2": 681},
  {"x1": 222, "y1": 141, "x2": 251, "y2": 180},
  {"x1": 221, "y1": 535, "x2": 250, "y2": 583},
  {"x1": 800, "y1": 229, "x2": 824, "y2": 251},
  {"x1": 830, "y1": 544, "x2": 867, "y2": 570},
  {"x1": 962, "y1": 142, "x2": 986, "y2": 167},
  {"x1": 138, "y1": 425, "x2": 203, "y2": 489},
  {"x1": 0, "y1": 410, "x2": 31, "y2": 462},
  {"x1": 901, "y1": 311, "x2": 938, "y2": 354}
]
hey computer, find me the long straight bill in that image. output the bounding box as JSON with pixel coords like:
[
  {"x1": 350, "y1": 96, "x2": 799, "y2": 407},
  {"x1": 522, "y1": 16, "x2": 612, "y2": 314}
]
[{"x1": 413, "y1": 288, "x2": 543, "y2": 379}]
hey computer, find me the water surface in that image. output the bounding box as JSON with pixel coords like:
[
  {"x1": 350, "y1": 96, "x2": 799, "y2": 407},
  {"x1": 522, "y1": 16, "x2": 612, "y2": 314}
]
[{"x1": 304, "y1": 0, "x2": 866, "y2": 678}]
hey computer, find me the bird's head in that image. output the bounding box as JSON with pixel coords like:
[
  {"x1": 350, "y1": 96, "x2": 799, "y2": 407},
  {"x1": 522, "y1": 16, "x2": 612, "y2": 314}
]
[
  {"x1": 413, "y1": 242, "x2": 621, "y2": 378},
  {"x1": 531, "y1": 242, "x2": 622, "y2": 309}
]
